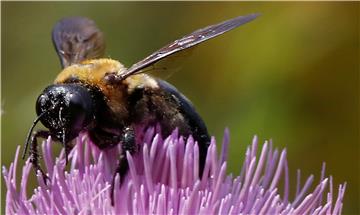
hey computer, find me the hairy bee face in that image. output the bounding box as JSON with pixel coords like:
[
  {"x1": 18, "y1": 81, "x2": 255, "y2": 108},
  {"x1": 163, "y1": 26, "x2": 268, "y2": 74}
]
[{"x1": 36, "y1": 84, "x2": 96, "y2": 141}]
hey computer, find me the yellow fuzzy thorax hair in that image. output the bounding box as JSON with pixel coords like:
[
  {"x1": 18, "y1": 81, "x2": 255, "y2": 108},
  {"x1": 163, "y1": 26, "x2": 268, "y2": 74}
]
[
  {"x1": 53, "y1": 58, "x2": 158, "y2": 119},
  {"x1": 54, "y1": 58, "x2": 125, "y2": 86}
]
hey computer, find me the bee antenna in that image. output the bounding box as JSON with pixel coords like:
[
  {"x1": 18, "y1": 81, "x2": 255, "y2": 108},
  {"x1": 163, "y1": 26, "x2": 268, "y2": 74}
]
[{"x1": 22, "y1": 111, "x2": 47, "y2": 159}]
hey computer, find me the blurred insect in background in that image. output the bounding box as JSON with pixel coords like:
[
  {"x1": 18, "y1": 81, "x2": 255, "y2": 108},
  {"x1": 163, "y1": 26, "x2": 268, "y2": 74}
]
[{"x1": 22, "y1": 14, "x2": 259, "y2": 205}]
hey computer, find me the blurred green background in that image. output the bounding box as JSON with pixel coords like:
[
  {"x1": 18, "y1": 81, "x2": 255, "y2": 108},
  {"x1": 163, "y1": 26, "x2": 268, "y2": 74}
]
[{"x1": 2, "y1": 2, "x2": 358, "y2": 214}]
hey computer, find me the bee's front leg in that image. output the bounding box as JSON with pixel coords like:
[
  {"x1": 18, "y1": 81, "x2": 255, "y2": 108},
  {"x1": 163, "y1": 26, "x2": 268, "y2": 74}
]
[
  {"x1": 110, "y1": 126, "x2": 137, "y2": 206},
  {"x1": 28, "y1": 130, "x2": 52, "y2": 184}
]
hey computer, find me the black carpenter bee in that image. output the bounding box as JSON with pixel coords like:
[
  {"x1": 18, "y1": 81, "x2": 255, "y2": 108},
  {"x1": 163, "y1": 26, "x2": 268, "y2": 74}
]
[{"x1": 23, "y1": 14, "x2": 258, "y2": 204}]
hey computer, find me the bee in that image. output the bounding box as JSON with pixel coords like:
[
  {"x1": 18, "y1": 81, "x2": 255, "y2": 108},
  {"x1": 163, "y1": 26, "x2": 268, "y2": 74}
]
[{"x1": 23, "y1": 14, "x2": 258, "y2": 204}]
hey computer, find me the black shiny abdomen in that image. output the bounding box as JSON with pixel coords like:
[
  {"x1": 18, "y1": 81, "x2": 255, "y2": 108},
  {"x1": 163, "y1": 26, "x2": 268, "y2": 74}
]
[
  {"x1": 156, "y1": 80, "x2": 210, "y2": 144},
  {"x1": 158, "y1": 80, "x2": 210, "y2": 173},
  {"x1": 127, "y1": 79, "x2": 210, "y2": 173}
]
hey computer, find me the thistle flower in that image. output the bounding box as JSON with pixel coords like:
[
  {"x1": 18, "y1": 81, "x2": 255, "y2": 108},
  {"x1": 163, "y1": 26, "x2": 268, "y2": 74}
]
[{"x1": 3, "y1": 128, "x2": 346, "y2": 214}]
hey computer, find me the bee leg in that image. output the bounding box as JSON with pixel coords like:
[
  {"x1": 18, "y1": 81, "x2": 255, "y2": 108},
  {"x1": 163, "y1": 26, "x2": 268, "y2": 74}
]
[
  {"x1": 29, "y1": 130, "x2": 52, "y2": 184},
  {"x1": 110, "y1": 126, "x2": 136, "y2": 206}
]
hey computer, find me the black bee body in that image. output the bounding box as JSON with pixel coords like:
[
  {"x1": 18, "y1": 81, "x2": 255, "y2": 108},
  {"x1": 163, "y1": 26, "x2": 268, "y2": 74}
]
[
  {"x1": 23, "y1": 14, "x2": 258, "y2": 205},
  {"x1": 122, "y1": 77, "x2": 211, "y2": 162}
]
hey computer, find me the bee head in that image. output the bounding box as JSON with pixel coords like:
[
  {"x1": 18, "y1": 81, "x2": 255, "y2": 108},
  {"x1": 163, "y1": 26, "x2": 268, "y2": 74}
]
[{"x1": 36, "y1": 83, "x2": 96, "y2": 142}]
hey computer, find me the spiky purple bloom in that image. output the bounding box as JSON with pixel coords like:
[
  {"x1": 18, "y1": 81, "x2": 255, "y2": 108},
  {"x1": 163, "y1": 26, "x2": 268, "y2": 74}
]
[{"x1": 3, "y1": 128, "x2": 346, "y2": 214}]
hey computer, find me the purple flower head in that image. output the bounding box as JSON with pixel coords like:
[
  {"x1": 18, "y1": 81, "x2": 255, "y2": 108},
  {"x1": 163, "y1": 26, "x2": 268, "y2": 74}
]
[{"x1": 3, "y1": 128, "x2": 346, "y2": 214}]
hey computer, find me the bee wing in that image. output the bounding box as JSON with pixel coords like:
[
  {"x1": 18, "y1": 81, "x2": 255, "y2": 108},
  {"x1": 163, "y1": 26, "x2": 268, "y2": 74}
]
[
  {"x1": 119, "y1": 13, "x2": 259, "y2": 80},
  {"x1": 52, "y1": 17, "x2": 105, "y2": 68},
  {"x1": 132, "y1": 45, "x2": 195, "y2": 80}
]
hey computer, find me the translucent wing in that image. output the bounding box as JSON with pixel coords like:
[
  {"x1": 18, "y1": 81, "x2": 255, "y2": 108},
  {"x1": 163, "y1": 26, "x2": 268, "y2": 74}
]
[
  {"x1": 119, "y1": 13, "x2": 259, "y2": 80},
  {"x1": 134, "y1": 46, "x2": 195, "y2": 80},
  {"x1": 52, "y1": 17, "x2": 106, "y2": 68}
]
